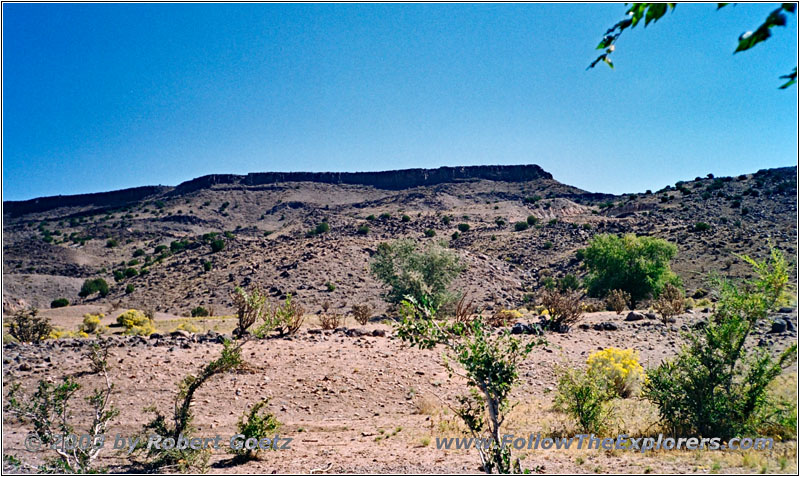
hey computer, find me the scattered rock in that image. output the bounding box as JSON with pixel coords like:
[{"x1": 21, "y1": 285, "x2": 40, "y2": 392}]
[{"x1": 625, "y1": 311, "x2": 644, "y2": 322}]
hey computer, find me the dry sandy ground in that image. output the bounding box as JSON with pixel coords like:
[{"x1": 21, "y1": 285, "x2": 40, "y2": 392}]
[{"x1": 2, "y1": 311, "x2": 797, "y2": 474}]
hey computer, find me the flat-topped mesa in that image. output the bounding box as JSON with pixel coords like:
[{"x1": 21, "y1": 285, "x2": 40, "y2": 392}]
[{"x1": 174, "y1": 164, "x2": 553, "y2": 194}]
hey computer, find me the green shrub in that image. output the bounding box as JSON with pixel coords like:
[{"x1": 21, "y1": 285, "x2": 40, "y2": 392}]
[
  {"x1": 210, "y1": 238, "x2": 225, "y2": 253},
  {"x1": 255, "y1": 294, "x2": 305, "y2": 337},
  {"x1": 543, "y1": 241, "x2": 553, "y2": 250},
  {"x1": 379, "y1": 212, "x2": 391, "y2": 220},
  {"x1": 366, "y1": 214, "x2": 376, "y2": 221},
  {"x1": 133, "y1": 249, "x2": 145, "y2": 257},
  {"x1": 514, "y1": 221, "x2": 528, "y2": 231},
  {"x1": 127, "y1": 259, "x2": 140, "y2": 266},
  {"x1": 424, "y1": 229, "x2": 436, "y2": 237},
  {"x1": 369, "y1": 239, "x2": 464, "y2": 312},
  {"x1": 451, "y1": 231, "x2": 460, "y2": 240},
  {"x1": 325, "y1": 281, "x2": 336, "y2": 292},
  {"x1": 401, "y1": 214, "x2": 411, "y2": 222},
  {"x1": 234, "y1": 399, "x2": 281, "y2": 461},
  {"x1": 307, "y1": 222, "x2": 330, "y2": 237},
  {"x1": 231, "y1": 287, "x2": 267, "y2": 337},
  {"x1": 555, "y1": 367, "x2": 612, "y2": 434},
  {"x1": 125, "y1": 284, "x2": 135, "y2": 294},
  {"x1": 457, "y1": 223, "x2": 470, "y2": 233},
  {"x1": 441, "y1": 215, "x2": 451, "y2": 225},
  {"x1": 203, "y1": 260, "x2": 212, "y2": 272},
  {"x1": 124, "y1": 267, "x2": 138, "y2": 278},
  {"x1": 693, "y1": 222, "x2": 711, "y2": 232},
  {"x1": 583, "y1": 234, "x2": 678, "y2": 307},
  {"x1": 106, "y1": 238, "x2": 118, "y2": 248},
  {"x1": 357, "y1": 225, "x2": 370, "y2": 235},
  {"x1": 527, "y1": 215, "x2": 538, "y2": 226},
  {"x1": 50, "y1": 298, "x2": 69, "y2": 308},
  {"x1": 154, "y1": 244, "x2": 168, "y2": 254},
  {"x1": 79, "y1": 278, "x2": 109, "y2": 298},
  {"x1": 7, "y1": 307, "x2": 52, "y2": 343},
  {"x1": 170, "y1": 240, "x2": 189, "y2": 253},
  {"x1": 191, "y1": 306, "x2": 209, "y2": 317},
  {"x1": 643, "y1": 249, "x2": 797, "y2": 439}
]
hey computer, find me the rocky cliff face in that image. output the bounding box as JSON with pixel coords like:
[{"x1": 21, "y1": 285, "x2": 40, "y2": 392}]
[{"x1": 6, "y1": 165, "x2": 556, "y2": 215}]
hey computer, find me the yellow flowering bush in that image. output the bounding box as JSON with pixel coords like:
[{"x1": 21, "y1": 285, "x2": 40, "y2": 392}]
[
  {"x1": 79, "y1": 313, "x2": 105, "y2": 334},
  {"x1": 587, "y1": 347, "x2": 645, "y2": 398},
  {"x1": 488, "y1": 309, "x2": 523, "y2": 327},
  {"x1": 116, "y1": 309, "x2": 156, "y2": 336},
  {"x1": 177, "y1": 320, "x2": 200, "y2": 333}
]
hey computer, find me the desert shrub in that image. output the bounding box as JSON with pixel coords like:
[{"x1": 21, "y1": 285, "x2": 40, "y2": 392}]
[
  {"x1": 350, "y1": 304, "x2": 372, "y2": 326},
  {"x1": 203, "y1": 260, "x2": 212, "y2": 271},
  {"x1": 488, "y1": 309, "x2": 522, "y2": 327},
  {"x1": 133, "y1": 249, "x2": 145, "y2": 257},
  {"x1": 558, "y1": 273, "x2": 580, "y2": 292},
  {"x1": 457, "y1": 223, "x2": 470, "y2": 233},
  {"x1": 231, "y1": 286, "x2": 267, "y2": 337},
  {"x1": 586, "y1": 347, "x2": 645, "y2": 398},
  {"x1": 424, "y1": 228, "x2": 436, "y2": 237},
  {"x1": 315, "y1": 222, "x2": 330, "y2": 234},
  {"x1": 555, "y1": 367, "x2": 613, "y2": 434},
  {"x1": 325, "y1": 281, "x2": 336, "y2": 292},
  {"x1": 539, "y1": 288, "x2": 583, "y2": 332},
  {"x1": 177, "y1": 321, "x2": 200, "y2": 333},
  {"x1": 113, "y1": 270, "x2": 125, "y2": 282},
  {"x1": 451, "y1": 231, "x2": 460, "y2": 240},
  {"x1": 127, "y1": 259, "x2": 140, "y2": 266},
  {"x1": 643, "y1": 248, "x2": 797, "y2": 439},
  {"x1": 401, "y1": 214, "x2": 411, "y2": 222},
  {"x1": 191, "y1": 306, "x2": 209, "y2": 317},
  {"x1": 154, "y1": 244, "x2": 168, "y2": 254},
  {"x1": 514, "y1": 221, "x2": 528, "y2": 231},
  {"x1": 5, "y1": 339, "x2": 117, "y2": 472},
  {"x1": 116, "y1": 309, "x2": 155, "y2": 336},
  {"x1": 605, "y1": 289, "x2": 630, "y2": 314},
  {"x1": 318, "y1": 305, "x2": 344, "y2": 330},
  {"x1": 494, "y1": 217, "x2": 506, "y2": 227},
  {"x1": 583, "y1": 233, "x2": 679, "y2": 307},
  {"x1": 142, "y1": 340, "x2": 242, "y2": 471},
  {"x1": 125, "y1": 284, "x2": 135, "y2": 294},
  {"x1": 255, "y1": 295, "x2": 305, "y2": 337},
  {"x1": 124, "y1": 267, "x2": 138, "y2": 278},
  {"x1": 394, "y1": 298, "x2": 543, "y2": 473},
  {"x1": 170, "y1": 240, "x2": 189, "y2": 253},
  {"x1": 653, "y1": 283, "x2": 685, "y2": 325},
  {"x1": 50, "y1": 298, "x2": 69, "y2": 308},
  {"x1": 210, "y1": 238, "x2": 225, "y2": 253},
  {"x1": 357, "y1": 224, "x2": 370, "y2": 235},
  {"x1": 80, "y1": 313, "x2": 104, "y2": 334},
  {"x1": 369, "y1": 239, "x2": 465, "y2": 312},
  {"x1": 693, "y1": 222, "x2": 711, "y2": 232},
  {"x1": 234, "y1": 398, "x2": 281, "y2": 461},
  {"x1": 366, "y1": 214, "x2": 376, "y2": 221},
  {"x1": 106, "y1": 238, "x2": 118, "y2": 248},
  {"x1": 7, "y1": 307, "x2": 52, "y2": 343},
  {"x1": 441, "y1": 215, "x2": 451, "y2": 225},
  {"x1": 79, "y1": 278, "x2": 109, "y2": 298},
  {"x1": 526, "y1": 215, "x2": 538, "y2": 226}
]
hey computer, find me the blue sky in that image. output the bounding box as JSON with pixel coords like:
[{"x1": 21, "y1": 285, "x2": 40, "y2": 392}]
[{"x1": 3, "y1": 3, "x2": 797, "y2": 201}]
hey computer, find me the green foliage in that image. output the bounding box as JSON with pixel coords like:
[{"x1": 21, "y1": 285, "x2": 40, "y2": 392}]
[
  {"x1": 79, "y1": 278, "x2": 110, "y2": 298},
  {"x1": 394, "y1": 298, "x2": 542, "y2": 473},
  {"x1": 234, "y1": 399, "x2": 280, "y2": 461},
  {"x1": 125, "y1": 284, "x2": 135, "y2": 294},
  {"x1": 583, "y1": 233, "x2": 678, "y2": 307},
  {"x1": 424, "y1": 228, "x2": 436, "y2": 237},
  {"x1": 693, "y1": 221, "x2": 711, "y2": 232},
  {"x1": 357, "y1": 224, "x2": 370, "y2": 235},
  {"x1": 369, "y1": 239, "x2": 465, "y2": 312},
  {"x1": 592, "y1": 3, "x2": 796, "y2": 88},
  {"x1": 133, "y1": 249, "x2": 145, "y2": 257},
  {"x1": 106, "y1": 238, "x2": 118, "y2": 248},
  {"x1": 254, "y1": 294, "x2": 305, "y2": 338},
  {"x1": 325, "y1": 281, "x2": 336, "y2": 292},
  {"x1": 4, "y1": 339, "x2": 118, "y2": 472},
  {"x1": 441, "y1": 215, "x2": 452, "y2": 225},
  {"x1": 307, "y1": 221, "x2": 330, "y2": 237},
  {"x1": 170, "y1": 240, "x2": 189, "y2": 253},
  {"x1": 7, "y1": 307, "x2": 52, "y2": 343},
  {"x1": 210, "y1": 238, "x2": 225, "y2": 253},
  {"x1": 457, "y1": 223, "x2": 470, "y2": 233},
  {"x1": 191, "y1": 306, "x2": 209, "y2": 317},
  {"x1": 401, "y1": 214, "x2": 411, "y2": 222},
  {"x1": 526, "y1": 215, "x2": 538, "y2": 226},
  {"x1": 514, "y1": 221, "x2": 528, "y2": 232},
  {"x1": 643, "y1": 248, "x2": 797, "y2": 439},
  {"x1": 231, "y1": 287, "x2": 267, "y2": 337},
  {"x1": 124, "y1": 267, "x2": 138, "y2": 278},
  {"x1": 203, "y1": 260, "x2": 212, "y2": 272},
  {"x1": 555, "y1": 367, "x2": 613, "y2": 434},
  {"x1": 142, "y1": 340, "x2": 242, "y2": 471},
  {"x1": 50, "y1": 298, "x2": 69, "y2": 308},
  {"x1": 366, "y1": 214, "x2": 376, "y2": 221},
  {"x1": 154, "y1": 244, "x2": 168, "y2": 254}
]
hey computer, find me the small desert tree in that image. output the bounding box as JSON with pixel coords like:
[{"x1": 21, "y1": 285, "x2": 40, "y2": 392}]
[
  {"x1": 370, "y1": 239, "x2": 465, "y2": 312},
  {"x1": 5, "y1": 339, "x2": 118, "y2": 472},
  {"x1": 644, "y1": 248, "x2": 797, "y2": 439},
  {"x1": 142, "y1": 339, "x2": 243, "y2": 471},
  {"x1": 583, "y1": 233, "x2": 679, "y2": 308},
  {"x1": 395, "y1": 296, "x2": 543, "y2": 474},
  {"x1": 653, "y1": 283, "x2": 685, "y2": 325},
  {"x1": 231, "y1": 286, "x2": 267, "y2": 337},
  {"x1": 7, "y1": 307, "x2": 52, "y2": 343},
  {"x1": 539, "y1": 288, "x2": 584, "y2": 332}
]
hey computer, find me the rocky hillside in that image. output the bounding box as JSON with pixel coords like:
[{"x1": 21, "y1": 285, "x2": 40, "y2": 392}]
[{"x1": 2, "y1": 164, "x2": 796, "y2": 317}]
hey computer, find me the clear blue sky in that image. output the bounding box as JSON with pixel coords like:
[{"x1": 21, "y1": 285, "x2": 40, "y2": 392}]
[{"x1": 3, "y1": 3, "x2": 797, "y2": 201}]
